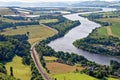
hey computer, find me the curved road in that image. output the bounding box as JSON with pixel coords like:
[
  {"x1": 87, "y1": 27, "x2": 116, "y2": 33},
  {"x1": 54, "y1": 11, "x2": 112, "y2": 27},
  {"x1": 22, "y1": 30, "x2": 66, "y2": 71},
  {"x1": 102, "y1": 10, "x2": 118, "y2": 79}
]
[{"x1": 31, "y1": 42, "x2": 50, "y2": 80}]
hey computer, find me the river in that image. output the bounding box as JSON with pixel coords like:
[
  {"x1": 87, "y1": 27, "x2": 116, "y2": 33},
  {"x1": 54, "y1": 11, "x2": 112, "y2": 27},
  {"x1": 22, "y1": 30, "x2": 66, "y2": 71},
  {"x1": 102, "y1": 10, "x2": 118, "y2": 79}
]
[{"x1": 48, "y1": 8, "x2": 120, "y2": 65}]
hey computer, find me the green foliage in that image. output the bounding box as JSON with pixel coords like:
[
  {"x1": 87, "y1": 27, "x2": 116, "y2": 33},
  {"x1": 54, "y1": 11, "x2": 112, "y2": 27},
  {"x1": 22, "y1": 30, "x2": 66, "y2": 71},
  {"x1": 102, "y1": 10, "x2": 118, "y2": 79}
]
[
  {"x1": 30, "y1": 61, "x2": 44, "y2": 80},
  {"x1": 0, "y1": 63, "x2": 7, "y2": 74},
  {"x1": 0, "y1": 34, "x2": 31, "y2": 65}
]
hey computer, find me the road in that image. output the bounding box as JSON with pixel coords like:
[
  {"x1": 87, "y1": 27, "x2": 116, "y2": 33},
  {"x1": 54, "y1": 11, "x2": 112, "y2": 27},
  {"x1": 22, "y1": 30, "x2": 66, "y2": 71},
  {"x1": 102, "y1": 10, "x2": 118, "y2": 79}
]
[
  {"x1": 31, "y1": 42, "x2": 50, "y2": 80},
  {"x1": 30, "y1": 23, "x2": 58, "y2": 80}
]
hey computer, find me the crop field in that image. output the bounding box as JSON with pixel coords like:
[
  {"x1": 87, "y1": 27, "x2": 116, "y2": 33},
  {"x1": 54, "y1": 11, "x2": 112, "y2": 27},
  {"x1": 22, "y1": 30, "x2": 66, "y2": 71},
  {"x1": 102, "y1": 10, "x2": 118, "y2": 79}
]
[
  {"x1": 5, "y1": 56, "x2": 31, "y2": 80},
  {"x1": 53, "y1": 73, "x2": 97, "y2": 80},
  {"x1": 0, "y1": 25, "x2": 55, "y2": 44},
  {"x1": 40, "y1": 19, "x2": 58, "y2": 23},
  {"x1": 97, "y1": 27, "x2": 108, "y2": 36},
  {"x1": 44, "y1": 56, "x2": 58, "y2": 62},
  {"x1": 97, "y1": 18, "x2": 120, "y2": 37},
  {"x1": 46, "y1": 62, "x2": 83, "y2": 74}
]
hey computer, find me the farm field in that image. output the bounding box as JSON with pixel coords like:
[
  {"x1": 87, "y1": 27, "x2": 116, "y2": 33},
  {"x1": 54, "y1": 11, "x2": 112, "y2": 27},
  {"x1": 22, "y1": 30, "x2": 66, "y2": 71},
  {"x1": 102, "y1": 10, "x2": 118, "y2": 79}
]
[
  {"x1": 0, "y1": 25, "x2": 55, "y2": 44},
  {"x1": 43, "y1": 56, "x2": 58, "y2": 62},
  {"x1": 96, "y1": 27, "x2": 108, "y2": 36},
  {"x1": 97, "y1": 18, "x2": 120, "y2": 37},
  {"x1": 46, "y1": 62, "x2": 83, "y2": 74},
  {"x1": 53, "y1": 73, "x2": 118, "y2": 80},
  {"x1": 53, "y1": 73, "x2": 97, "y2": 80},
  {"x1": 40, "y1": 19, "x2": 58, "y2": 23},
  {"x1": 5, "y1": 56, "x2": 31, "y2": 80}
]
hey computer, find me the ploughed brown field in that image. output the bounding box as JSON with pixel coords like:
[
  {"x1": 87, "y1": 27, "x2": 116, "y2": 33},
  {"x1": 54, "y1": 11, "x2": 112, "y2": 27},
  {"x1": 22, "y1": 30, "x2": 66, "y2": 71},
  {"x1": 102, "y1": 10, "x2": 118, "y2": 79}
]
[{"x1": 46, "y1": 62, "x2": 83, "y2": 74}]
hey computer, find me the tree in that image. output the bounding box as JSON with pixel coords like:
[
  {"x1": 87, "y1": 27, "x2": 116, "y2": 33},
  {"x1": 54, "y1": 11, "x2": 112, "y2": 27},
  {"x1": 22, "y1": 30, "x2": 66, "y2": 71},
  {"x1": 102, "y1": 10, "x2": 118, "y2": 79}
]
[
  {"x1": 26, "y1": 32, "x2": 30, "y2": 36},
  {"x1": 10, "y1": 66, "x2": 13, "y2": 76}
]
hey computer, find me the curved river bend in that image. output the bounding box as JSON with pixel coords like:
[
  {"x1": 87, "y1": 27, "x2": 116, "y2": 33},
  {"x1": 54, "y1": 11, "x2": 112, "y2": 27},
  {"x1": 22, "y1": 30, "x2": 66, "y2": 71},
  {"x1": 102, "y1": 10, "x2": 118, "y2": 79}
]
[{"x1": 48, "y1": 8, "x2": 120, "y2": 65}]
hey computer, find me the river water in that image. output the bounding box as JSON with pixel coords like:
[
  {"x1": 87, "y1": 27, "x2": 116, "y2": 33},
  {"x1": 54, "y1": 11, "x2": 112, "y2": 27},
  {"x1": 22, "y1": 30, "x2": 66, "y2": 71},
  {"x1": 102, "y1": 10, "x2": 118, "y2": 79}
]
[{"x1": 48, "y1": 8, "x2": 120, "y2": 65}]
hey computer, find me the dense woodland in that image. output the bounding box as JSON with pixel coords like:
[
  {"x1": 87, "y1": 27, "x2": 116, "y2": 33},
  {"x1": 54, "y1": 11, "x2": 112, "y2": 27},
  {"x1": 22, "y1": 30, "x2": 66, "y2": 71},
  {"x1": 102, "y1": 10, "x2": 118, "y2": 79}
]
[{"x1": 0, "y1": 34, "x2": 30, "y2": 64}]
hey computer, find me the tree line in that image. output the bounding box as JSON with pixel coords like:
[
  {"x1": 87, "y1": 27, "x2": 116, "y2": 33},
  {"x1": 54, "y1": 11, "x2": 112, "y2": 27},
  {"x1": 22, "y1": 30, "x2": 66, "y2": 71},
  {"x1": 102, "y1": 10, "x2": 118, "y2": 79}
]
[
  {"x1": 0, "y1": 20, "x2": 39, "y2": 31},
  {"x1": 73, "y1": 28, "x2": 120, "y2": 57}
]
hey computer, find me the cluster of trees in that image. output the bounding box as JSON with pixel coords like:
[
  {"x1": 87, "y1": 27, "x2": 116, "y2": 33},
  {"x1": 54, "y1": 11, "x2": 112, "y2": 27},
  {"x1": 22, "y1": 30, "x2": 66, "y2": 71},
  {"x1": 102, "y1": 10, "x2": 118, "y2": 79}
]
[
  {"x1": 14, "y1": 21, "x2": 39, "y2": 26},
  {"x1": 36, "y1": 43, "x2": 88, "y2": 66},
  {"x1": 0, "y1": 20, "x2": 13, "y2": 30},
  {"x1": 93, "y1": 20, "x2": 110, "y2": 26},
  {"x1": 0, "y1": 34, "x2": 31, "y2": 65},
  {"x1": 83, "y1": 60, "x2": 120, "y2": 79},
  {"x1": 30, "y1": 61, "x2": 44, "y2": 80},
  {"x1": 73, "y1": 28, "x2": 120, "y2": 56},
  {"x1": 3, "y1": 16, "x2": 25, "y2": 20},
  {"x1": 85, "y1": 13, "x2": 103, "y2": 20}
]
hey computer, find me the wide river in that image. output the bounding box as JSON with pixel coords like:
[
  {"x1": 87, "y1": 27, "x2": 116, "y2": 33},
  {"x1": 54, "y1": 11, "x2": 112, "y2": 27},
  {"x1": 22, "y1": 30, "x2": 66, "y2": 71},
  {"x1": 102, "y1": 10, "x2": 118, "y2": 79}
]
[{"x1": 48, "y1": 8, "x2": 120, "y2": 65}]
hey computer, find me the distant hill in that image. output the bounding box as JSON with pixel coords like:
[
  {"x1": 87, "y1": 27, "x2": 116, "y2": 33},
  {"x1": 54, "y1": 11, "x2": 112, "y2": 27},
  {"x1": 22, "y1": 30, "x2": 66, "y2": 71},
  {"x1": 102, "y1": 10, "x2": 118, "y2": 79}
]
[
  {"x1": 0, "y1": 1, "x2": 68, "y2": 7},
  {"x1": 0, "y1": 1, "x2": 120, "y2": 8},
  {"x1": 72, "y1": 1, "x2": 112, "y2": 7}
]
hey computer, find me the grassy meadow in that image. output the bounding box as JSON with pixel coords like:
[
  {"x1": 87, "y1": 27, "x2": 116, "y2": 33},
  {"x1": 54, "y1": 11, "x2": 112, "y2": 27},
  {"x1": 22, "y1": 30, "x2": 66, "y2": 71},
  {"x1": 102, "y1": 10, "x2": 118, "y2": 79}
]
[
  {"x1": 40, "y1": 19, "x2": 58, "y2": 23},
  {"x1": 0, "y1": 25, "x2": 55, "y2": 44},
  {"x1": 53, "y1": 73, "x2": 97, "y2": 80},
  {"x1": 97, "y1": 18, "x2": 120, "y2": 37},
  {"x1": 5, "y1": 56, "x2": 31, "y2": 80}
]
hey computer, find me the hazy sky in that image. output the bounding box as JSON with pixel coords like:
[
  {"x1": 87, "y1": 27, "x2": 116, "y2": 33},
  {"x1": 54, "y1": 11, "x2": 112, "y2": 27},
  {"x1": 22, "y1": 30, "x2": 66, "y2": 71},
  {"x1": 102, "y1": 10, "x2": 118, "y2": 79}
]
[{"x1": 1, "y1": 0, "x2": 117, "y2": 2}]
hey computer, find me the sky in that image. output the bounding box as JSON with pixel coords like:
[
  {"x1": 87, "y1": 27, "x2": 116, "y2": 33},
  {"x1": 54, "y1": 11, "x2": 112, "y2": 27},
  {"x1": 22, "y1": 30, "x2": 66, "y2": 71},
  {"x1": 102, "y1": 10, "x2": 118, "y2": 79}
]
[{"x1": 0, "y1": 0, "x2": 117, "y2": 2}]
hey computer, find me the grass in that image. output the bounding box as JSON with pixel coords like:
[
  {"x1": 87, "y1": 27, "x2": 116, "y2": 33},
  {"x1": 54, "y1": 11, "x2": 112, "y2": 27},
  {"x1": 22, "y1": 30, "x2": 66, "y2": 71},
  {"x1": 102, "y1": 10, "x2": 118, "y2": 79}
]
[
  {"x1": 40, "y1": 19, "x2": 58, "y2": 23},
  {"x1": 5, "y1": 56, "x2": 31, "y2": 80},
  {"x1": 0, "y1": 25, "x2": 55, "y2": 44},
  {"x1": 44, "y1": 56, "x2": 58, "y2": 62},
  {"x1": 97, "y1": 27, "x2": 108, "y2": 36},
  {"x1": 53, "y1": 72, "x2": 97, "y2": 80},
  {"x1": 0, "y1": 8, "x2": 15, "y2": 15},
  {"x1": 107, "y1": 78, "x2": 120, "y2": 80},
  {"x1": 97, "y1": 18, "x2": 120, "y2": 37}
]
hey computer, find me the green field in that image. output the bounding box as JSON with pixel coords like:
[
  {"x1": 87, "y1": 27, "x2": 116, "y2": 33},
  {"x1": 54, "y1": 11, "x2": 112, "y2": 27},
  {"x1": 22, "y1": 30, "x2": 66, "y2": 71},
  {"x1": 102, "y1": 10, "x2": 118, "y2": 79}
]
[
  {"x1": 5, "y1": 56, "x2": 31, "y2": 80},
  {"x1": 97, "y1": 18, "x2": 120, "y2": 37},
  {"x1": 0, "y1": 25, "x2": 55, "y2": 44},
  {"x1": 53, "y1": 73, "x2": 118, "y2": 80},
  {"x1": 40, "y1": 19, "x2": 58, "y2": 23},
  {"x1": 53, "y1": 73, "x2": 97, "y2": 80},
  {"x1": 44, "y1": 56, "x2": 58, "y2": 62},
  {"x1": 97, "y1": 27, "x2": 108, "y2": 36}
]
